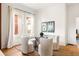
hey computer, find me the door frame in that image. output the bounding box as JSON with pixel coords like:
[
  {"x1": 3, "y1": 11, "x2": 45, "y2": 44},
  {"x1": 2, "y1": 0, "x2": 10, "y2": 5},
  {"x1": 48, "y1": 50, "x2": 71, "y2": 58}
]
[{"x1": 0, "y1": 3, "x2": 1, "y2": 49}]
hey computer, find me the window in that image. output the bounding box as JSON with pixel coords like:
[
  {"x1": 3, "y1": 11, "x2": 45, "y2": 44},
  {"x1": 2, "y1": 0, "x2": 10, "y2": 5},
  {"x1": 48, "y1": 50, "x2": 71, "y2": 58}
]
[
  {"x1": 26, "y1": 17, "x2": 32, "y2": 35},
  {"x1": 14, "y1": 15, "x2": 19, "y2": 35},
  {"x1": 26, "y1": 16, "x2": 34, "y2": 36},
  {"x1": 13, "y1": 9, "x2": 34, "y2": 37}
]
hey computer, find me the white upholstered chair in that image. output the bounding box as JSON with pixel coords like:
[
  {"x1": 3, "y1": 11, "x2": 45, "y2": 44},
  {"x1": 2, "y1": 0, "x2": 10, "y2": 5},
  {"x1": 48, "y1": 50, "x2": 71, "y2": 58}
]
[
  {"x1": 53, "y1": 36, "x2": 59, "y2": 50},
  {"x1": 21, "y1": 37, "x2": 29, "y2": 54},
  {"x1": 21, "y1": 37, "x2": 35, "y2": 54},
  {"x1": 38, "y1": 37, "x2": 53, "y2": 56}
]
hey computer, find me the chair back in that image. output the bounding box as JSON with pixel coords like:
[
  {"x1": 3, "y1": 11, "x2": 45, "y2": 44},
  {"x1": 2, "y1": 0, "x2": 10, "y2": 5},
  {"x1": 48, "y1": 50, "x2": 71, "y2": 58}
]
[{"x1": 38, "y1": 37, "x2": 53, "y2": 56}]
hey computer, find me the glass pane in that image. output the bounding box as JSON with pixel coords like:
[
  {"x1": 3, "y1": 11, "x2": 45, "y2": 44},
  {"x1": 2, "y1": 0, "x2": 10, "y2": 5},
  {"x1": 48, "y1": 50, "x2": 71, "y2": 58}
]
[
  {"x1": 14, "y1": 15, "x2": 18, "y2": 34},
  {"x1": 26, "y1": 17, "x2": 32, "y2": 36}
]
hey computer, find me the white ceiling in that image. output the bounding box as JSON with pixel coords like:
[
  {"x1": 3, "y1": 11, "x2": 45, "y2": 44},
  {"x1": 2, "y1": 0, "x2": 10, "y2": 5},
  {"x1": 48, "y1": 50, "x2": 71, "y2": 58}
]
[
  {"x1": 21, "y1": 3, "x2": 61, "y2": 11},
  {"x1": 21, "y1": 3, "x2": 79, "y2": 11}
]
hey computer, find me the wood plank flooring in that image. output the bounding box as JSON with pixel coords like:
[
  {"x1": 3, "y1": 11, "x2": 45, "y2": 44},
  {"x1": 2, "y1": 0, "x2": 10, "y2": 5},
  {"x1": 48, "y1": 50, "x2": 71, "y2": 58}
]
[
  {"x1": 1, "y1": 48, "x2": 23, "y2": 56},
  {"x1": 53, "y1": 45, "x2": 79, "y2": 56},
  {"x1": 1, "y1": 45, "x2": 39, "y2": 56},
  {"x1": 1, "y1": 45, "x2": 79, "y2": 56}
]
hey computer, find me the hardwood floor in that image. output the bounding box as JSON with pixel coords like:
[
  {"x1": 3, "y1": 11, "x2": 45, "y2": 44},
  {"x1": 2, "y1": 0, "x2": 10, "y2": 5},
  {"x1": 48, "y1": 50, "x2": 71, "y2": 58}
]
[
  {"x1": 1, "y1": 45, "x2": 79, "y2": 56},
  {"x1": 1, "y1": 47, "x2": 23, "y2": 56},
  {"x1": 53, "y1": 45, "x2": 79, "y2": 56},
  {"x1": 1, "y1": 45, "x2": 39, "y2": 56}
]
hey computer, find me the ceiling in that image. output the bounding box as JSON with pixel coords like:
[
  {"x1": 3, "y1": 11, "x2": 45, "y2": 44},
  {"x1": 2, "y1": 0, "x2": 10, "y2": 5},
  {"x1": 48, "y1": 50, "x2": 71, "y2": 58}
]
[
  {"x1": 21, "y1": 3, "x2": 61, "y2": 11},
  {"x1": 21, "y1": 3, "x2": 79, "y2": 11}
]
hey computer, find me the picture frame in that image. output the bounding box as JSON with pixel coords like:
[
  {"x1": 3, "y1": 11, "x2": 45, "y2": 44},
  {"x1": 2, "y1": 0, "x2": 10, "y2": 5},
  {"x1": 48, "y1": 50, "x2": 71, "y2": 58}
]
[
  {"x1": 41, "y1": 21, "x2": 55, "y2": 33},
  {"x1": 41, "y1": 22, "x2": 47, "y2": 32},
  {"x1": 47, "y1": 21, "x2": 55, "y2": 32}
]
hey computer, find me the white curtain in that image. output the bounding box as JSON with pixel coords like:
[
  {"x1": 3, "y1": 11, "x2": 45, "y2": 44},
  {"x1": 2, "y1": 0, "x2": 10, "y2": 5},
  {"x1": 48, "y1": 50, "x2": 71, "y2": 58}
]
[{"x1": 7, "y1": 7, "x2": 14, "y2": 48}]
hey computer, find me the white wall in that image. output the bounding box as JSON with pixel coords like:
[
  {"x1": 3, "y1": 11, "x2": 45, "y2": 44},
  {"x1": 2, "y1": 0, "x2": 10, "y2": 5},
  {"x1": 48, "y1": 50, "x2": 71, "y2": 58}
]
[
  {"x1": 76, "y1": 17, "x2": 79, "y2": 34},
  {"x1": 67, "y1": 4, "x2": 79, "y2": 45},
  {"x1": 34, "y1": 3, "x2": 67, "y2": 46},
  {"x1": 1, "y1": 3, "x2": 35, "y2": 49}
]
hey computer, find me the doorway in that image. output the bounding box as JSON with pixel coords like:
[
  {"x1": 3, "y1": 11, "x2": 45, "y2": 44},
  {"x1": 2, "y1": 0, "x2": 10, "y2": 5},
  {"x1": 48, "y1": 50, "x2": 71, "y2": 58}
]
[{"x1": 76, "y1": 17, "x2": 79, "y2": 45}]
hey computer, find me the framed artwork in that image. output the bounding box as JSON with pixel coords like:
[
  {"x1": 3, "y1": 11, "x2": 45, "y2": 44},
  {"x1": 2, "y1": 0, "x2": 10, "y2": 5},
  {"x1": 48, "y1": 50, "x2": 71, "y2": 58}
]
[
  {"x1": 41, "y1": 22, "x2": 47, "y2": 32},
  {"x1": 41, "y1": 21, "x2": 55, "y2": 33},
  {"x1": 47, "y1": 21, "x2": 55, "y2": 32}
]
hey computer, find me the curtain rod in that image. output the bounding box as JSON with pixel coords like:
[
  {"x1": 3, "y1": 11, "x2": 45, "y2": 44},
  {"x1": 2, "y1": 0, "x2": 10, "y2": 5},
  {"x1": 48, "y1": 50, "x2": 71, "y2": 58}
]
[
  {"x1": 8, "y1": 6, "x2": 34, "y2": 15},
  {"x1": 14, "y1": 8, "x2": 34, "y2": 15}
]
